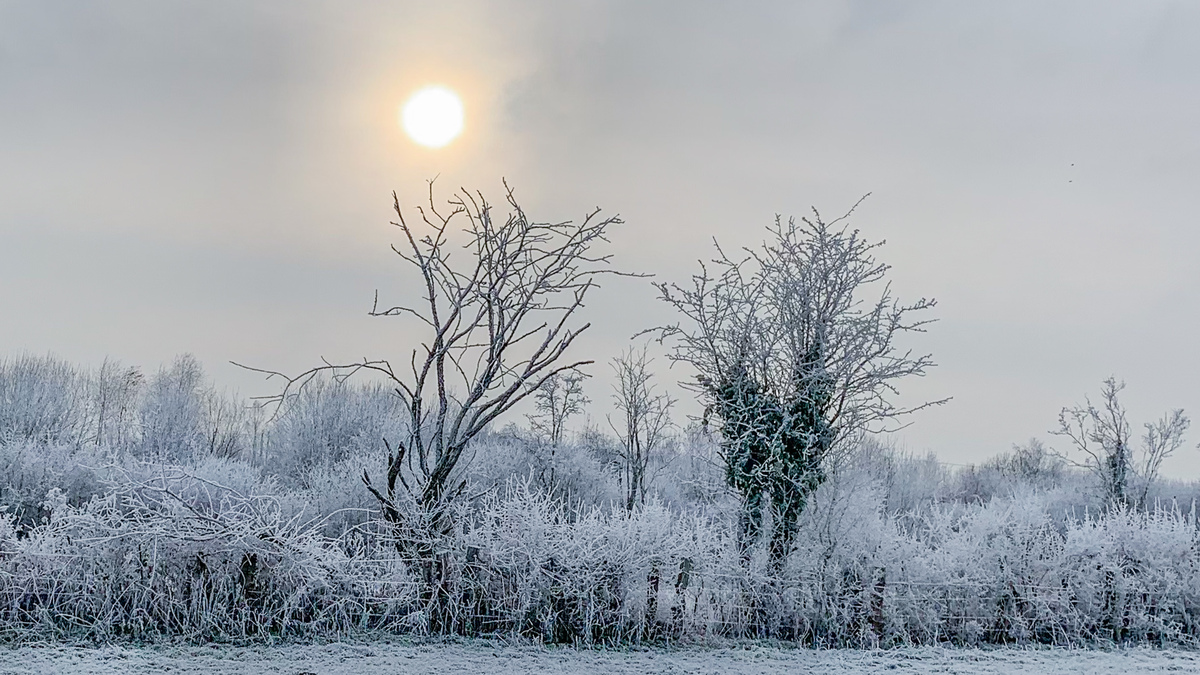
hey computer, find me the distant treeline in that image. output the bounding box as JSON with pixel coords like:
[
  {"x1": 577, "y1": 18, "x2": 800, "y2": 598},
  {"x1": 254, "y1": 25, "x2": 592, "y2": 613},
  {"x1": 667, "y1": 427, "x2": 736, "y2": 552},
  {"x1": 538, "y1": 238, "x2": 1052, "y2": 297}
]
[{"x1": 1, "y1": 353, "x2": 1200, "y2": 646}]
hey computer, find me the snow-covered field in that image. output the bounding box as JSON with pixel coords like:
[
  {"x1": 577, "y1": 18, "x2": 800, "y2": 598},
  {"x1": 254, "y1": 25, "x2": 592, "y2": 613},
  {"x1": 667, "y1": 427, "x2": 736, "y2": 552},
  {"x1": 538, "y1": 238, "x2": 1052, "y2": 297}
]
[{"x1": 0, "y1": 641, "x2": 1195, "y2": 675}]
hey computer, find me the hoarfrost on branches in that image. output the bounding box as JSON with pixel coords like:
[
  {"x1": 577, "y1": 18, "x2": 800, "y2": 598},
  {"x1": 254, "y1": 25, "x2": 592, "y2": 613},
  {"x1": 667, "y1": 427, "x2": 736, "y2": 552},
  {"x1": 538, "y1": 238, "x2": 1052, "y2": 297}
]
[{"x1": 652, "y1": 202, "x2": 946, "y2": 561}]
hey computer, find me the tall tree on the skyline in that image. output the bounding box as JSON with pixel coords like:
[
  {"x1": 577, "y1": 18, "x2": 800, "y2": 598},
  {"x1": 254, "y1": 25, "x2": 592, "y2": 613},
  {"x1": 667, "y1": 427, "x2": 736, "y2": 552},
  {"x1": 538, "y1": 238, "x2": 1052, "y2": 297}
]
[
  {"x1": 241, "y1": 182, "x2": 623, "y2": 592},
  {"x1": 654, "y1": 202, "x2": 944, "y2": 563}
]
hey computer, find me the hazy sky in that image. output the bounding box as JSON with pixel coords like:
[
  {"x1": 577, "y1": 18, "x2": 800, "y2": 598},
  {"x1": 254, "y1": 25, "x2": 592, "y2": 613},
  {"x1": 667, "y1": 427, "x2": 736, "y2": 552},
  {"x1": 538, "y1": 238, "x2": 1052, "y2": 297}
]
[{"x1": 3, "y1": 1, "x2": 1200, "y2": 473}]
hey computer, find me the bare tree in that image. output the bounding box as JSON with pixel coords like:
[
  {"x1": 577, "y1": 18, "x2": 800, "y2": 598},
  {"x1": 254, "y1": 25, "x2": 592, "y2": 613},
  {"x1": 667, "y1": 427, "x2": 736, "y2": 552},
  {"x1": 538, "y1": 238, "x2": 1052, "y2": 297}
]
[
  {"x1": 87, "y1": 358, "x2": 143, "y2": 449},
  {"x1": 1054, "y1": 378, "x2": 1190, "y2": 508},
  {"x1": 609, "y1": 346, "x2": 675, "y2": 511},
  {"x1": 1140, "y1": 409, "x2": 1191, "y2": 504},
  {"x1": 527, "y1": 371, "x2": 589, "y2": 447},
  {"x1": 239, "y1": 182, "x2": 622, "y2": 552},
  {"x1": 526, "y1": 370, "x2": 590, "y2": 492},
  {"x1": 653, "y1": 202, "x2": 944, "y2": 562}
]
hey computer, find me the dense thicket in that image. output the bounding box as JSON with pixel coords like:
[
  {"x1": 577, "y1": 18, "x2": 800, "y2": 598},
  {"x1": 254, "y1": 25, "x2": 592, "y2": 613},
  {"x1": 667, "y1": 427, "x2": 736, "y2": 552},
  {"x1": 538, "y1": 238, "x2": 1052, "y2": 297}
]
[{"x1": 2, "y1": 354, "x2": 1200, "y2": 646}]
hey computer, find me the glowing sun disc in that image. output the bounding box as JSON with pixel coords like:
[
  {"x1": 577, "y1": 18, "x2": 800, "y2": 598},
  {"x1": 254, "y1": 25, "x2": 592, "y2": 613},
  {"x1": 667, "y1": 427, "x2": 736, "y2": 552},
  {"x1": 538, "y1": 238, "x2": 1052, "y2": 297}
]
[{"x1": 401, "y1": 86, "x2": 464, "y2": 148}]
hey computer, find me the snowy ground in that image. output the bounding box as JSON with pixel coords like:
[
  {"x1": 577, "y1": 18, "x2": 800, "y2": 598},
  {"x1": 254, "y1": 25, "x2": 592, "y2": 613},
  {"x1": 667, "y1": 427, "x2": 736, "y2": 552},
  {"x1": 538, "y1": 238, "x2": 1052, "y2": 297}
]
[{"x1": 0, "y1": 641, "x2": 1196, "y2": 675}]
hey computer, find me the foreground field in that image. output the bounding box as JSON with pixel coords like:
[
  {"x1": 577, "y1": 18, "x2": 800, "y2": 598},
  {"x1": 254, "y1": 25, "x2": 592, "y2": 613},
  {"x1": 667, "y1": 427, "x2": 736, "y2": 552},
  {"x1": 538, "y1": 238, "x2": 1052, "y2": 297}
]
[{"x1": 0, "y1": 641, "x2": 1196, "y2": 675}]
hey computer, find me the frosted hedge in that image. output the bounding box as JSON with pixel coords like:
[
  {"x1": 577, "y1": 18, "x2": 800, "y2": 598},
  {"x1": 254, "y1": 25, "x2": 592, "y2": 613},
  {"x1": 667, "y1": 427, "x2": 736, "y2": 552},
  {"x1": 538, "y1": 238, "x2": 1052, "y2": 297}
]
[
  {"x1": 2, "y1": 476, "x2": 1200, "y2": 646},
  {"x1": 2, "y1": 354, "x2": 1200, "y2": 645}
]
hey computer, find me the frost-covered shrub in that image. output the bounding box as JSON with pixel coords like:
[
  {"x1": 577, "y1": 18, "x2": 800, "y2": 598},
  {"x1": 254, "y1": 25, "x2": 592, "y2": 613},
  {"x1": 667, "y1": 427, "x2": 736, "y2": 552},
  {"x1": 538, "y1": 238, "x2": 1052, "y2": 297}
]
[
  {"x1": 137, "y1": 355, "x2": 216, "y2": 462},
  {"x1": 0, "y1": 354, "x2": 85, "y2": 444},
  {"x1": 1059, "y1": 506, "x2": 1200, "y2": 643},
  {"x1": 465, "y1": 429, "x2": 620, "y2": 509},
  {"x1": 81, "y1": 359, "x2": 144, "y2": 449},
  {"x1": 809, "y1": 494, "x2": 1200, "y2": 647},
  {"x1": 283, "y1": 449, "x2": 382, "y2": 539},
  {"x1": 0, "y1": 353, "x2": 250, "y2": 465},
  {"x1": 263, "y1": 378, "x2": 405, "y2": 486},
  {"x1": 1143, "y1": 478, "x2": 1200, "y2": 514},
  {"x1": 454, "y1": 480, "x2": 731, "y2": 642},
  {"x1": 840, "y1": 440, "x2": 954, "y2": 515},
  {"x1": 4, "y1": 353, "x2": 1200, "y2": 646},
  {"x1": 0, "y1": 439, "x2": 108, "y2": 531},
  {"x1": 0, "y1": 472, "x2": 418, "y2": 641},
  {"x1": 0, "y1": 507, "x2": 17, "y2": 557},
  {"x1": 660, "y1": 425, "x2": 728, "y2": 508},
  {"x1": 2, "y1": 462, "x2": 1200, "y2": 645}
]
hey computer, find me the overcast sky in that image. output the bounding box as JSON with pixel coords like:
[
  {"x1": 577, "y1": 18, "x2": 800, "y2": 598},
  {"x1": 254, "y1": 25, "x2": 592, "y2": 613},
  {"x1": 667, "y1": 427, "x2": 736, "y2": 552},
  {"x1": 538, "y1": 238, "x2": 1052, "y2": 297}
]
[{"x1": 3, "y1": 1, "x2": 1199, "y2": 473}]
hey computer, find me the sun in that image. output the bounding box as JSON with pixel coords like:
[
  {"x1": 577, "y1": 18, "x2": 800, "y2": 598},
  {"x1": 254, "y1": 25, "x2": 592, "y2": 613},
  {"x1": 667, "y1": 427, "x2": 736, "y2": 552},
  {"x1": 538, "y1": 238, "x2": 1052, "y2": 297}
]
[{"x1": 401, "y1": 86, "x2": 464, "y2": 148}]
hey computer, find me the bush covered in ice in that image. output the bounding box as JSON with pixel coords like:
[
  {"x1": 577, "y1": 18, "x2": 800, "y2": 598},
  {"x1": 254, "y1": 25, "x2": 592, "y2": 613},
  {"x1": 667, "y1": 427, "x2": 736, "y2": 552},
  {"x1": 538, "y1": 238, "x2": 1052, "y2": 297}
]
[{"x1": 2, "y1": 354, "x2": 1200, "y2": 646}]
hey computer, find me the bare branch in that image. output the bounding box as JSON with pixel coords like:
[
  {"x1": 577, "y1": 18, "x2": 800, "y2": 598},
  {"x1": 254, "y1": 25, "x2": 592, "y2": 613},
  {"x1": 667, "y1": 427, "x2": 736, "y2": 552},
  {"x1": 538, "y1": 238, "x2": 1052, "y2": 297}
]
[{"x1": 245, "y1": 181, "x2": 624, "y2": 553}]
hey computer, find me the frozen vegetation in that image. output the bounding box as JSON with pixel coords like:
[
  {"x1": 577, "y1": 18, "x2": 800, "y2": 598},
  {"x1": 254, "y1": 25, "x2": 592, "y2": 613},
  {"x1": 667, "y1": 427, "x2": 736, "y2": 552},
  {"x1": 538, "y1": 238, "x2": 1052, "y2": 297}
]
[
  {"x1": 2, "y1": 353, "x2": 1200, "y2": 648},
  {"x1": 1, "y1": 640, "x2": 1198, "y2": 674},
  {"x1": 1, "y1": 191, "x2": 1197, "y2": 659}
]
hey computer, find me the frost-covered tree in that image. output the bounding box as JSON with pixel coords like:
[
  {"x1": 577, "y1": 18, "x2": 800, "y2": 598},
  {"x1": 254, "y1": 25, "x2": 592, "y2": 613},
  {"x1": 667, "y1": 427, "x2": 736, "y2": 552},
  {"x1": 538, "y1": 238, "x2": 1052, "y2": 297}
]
[
  {"x1": 654, "y1": 203, "x2": 943, "y2": 562},
  {"x1": 974, "y1": 438, "x2": 1064, "y2": 494},
  {"x1": 1053, "y1": 377, "x2": 1190, "y2": 508},
  {"x1": 138, "y1": 355, "x2": 208, "y2": 461},
  {"x1": 524, "y1": 370, "x2": 590, "y2": 494},
  {"x1": 138, "y1": 355, "x2": 249, "y2": 463},
  {"x1": 527, "y1": 371, "x2": 589, "y2": 447},
  {"x1": 0, "y1": 354, "x2": 84, "y2": 443},
  {"x1": 609, "y1": 346, "x2": 674, "y2": 511},
  {"x1": 241, "y1": 182, "x2": 622, "y2": 556},
  {"x1": 87, "y1": 359, "x2": 143, "y2": 449}
]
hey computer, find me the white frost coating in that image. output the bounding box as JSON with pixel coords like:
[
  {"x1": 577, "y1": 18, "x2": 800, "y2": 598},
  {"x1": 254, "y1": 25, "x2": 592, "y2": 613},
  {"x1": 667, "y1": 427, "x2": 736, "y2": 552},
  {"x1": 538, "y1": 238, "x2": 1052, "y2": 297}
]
[{"x1": 0, "y1": 643, "x2": 1195, "y2": 675}]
